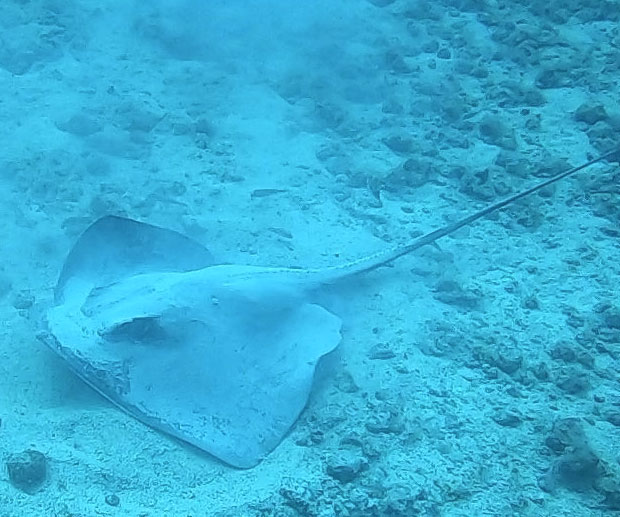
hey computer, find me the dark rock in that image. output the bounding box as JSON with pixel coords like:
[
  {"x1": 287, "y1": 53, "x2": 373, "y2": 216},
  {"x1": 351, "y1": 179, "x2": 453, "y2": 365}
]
[
  {"x1": 385, "y1": 50, "x2": 410, "y2": 73},
  {"x1": 437, "y1": 48, "x2": 451, "y2": 59},
  {"x1": 586, "y1": 121, "x2": 617, "y2": 152},
  {"x1": 535, "y1": 68, "x2": 572, "y2": 89},
  {"x1": 56, "y1": 113, "x2": 103, "y2": 137},
  {"x1": 545, "y1": 418, "x2": 587, "y2": 453},
  {"x1": 552, "y1": 449, "x2": 602, "y2": 491},
  {"x1": 574, "y1": 103, "x2": 609, "y2": 125},
  {"x1": 523, "y1": 88, "x2": 546, "y2": 107},
  {"x1": 383, "y1": 158, "x2": 434, "y2": 190},
  {"x1": 195, "y1": 118, "x2": 214, "y2": 135},
  {"x1": 492, "y1": 410, "x2": 522, "y2": 427},
  {"x1": 522, "y1": 294, "x2": 539, "y2": 310},
  {"x1": 421, "y1": 40, "x2": 440, "y2": 53},
  {"x1": 368, "y1": 343, "x2": 396, "y2": 360},
  {"x1": 280, "y1": 480, "x2": 315, "y2": 515},
  {"x1": 491, "y1": 349, "x2": 522, "y2": 375},
  {"x1": 556, "y1": 369, "x2": 590, "y2": 395},
  {"x1": 115, "y1": 102, "x2": 162, "y2": 133},
  {"x1": 326, "y1": 451, "x2": 367, "y2": 483},
  {"x1": 603, "y1": 411, "x2": 620, "y2": 427},
  {"x1": 486, "y1": 82, "x2": 545, "y2": 109},
  {"x1": 432, "y1": 280, "x2": 481, "y2": 310},
  {"x1": 105, "y1": 494, "x2": 120, "y2": 507},
  {"x1": 12, "y1": 290, "x2": 34, "y2": 310},
  {"x1": 383, "y1": 135, "x2": 413, "y2": 154},
  {"x1": 366, "y1": 407, "x2": 404, "y2": 435},
  {"x1": 335, "y1": 371, "x2": 359, "y2": 393},
  {"x1": 603, "y1": 309, "x2": 620, "y2": 329},
  {"x1": 383, "y1": 484, "x2": 425, "y2": 515},
  {"x1": 531, "y1": 362, "x2": 550, "y2": 381},
  {"x1": 602, "y1": 490, "x2": 620, "y2": 511},
  {"x1": 479, "y1": 115, "x2": 517, "y2": 150},
  {"x1": 550, "y1": 342, "x2": 594, "y2": 369},
  {"x1": 600, "y1": 226, "x2": 620, "y2": 238},
  {"x1": 6, "y1": 449, "x2": 48, "y2": 494}
]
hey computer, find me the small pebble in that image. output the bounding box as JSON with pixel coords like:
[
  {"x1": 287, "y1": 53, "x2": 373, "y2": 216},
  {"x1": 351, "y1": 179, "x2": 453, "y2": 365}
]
[
  {"x1": 326, "y1": 451, "x2": 367, "y2": 483},
  {"x1": 12, "y1": 290, "x2": 34, "y2": 310},
  {"x1": 368, "y1": 343, "x2": 396, "y2": 360},
  {"x1": 6, "y1": 449, "x2": 48, "y2": 494},
  {"x1": 105, "y1": 494, "x2": 120, "y2": 507}
]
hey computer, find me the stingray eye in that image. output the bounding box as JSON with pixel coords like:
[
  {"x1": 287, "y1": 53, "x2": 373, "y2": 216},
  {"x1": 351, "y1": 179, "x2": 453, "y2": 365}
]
[{"x1": 211, "y1": 296, "x2": 219, "y2": 306}]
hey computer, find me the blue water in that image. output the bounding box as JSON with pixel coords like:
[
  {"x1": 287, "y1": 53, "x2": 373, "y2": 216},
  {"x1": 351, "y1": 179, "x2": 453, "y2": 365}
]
[{"x1": 1, "y1": 0, "x2": 619, "y2": 515}]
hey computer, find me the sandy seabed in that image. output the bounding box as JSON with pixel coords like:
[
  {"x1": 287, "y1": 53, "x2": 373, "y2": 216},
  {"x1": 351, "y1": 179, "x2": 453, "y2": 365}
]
[{"x1": 0, "y1": 1, "x2": 619, "y2": 516}]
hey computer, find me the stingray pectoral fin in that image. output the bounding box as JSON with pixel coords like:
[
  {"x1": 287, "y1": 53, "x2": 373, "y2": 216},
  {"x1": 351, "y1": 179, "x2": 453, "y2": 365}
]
[{"x1": 46, "y1": 261, "x2": 343, "y2": 468}]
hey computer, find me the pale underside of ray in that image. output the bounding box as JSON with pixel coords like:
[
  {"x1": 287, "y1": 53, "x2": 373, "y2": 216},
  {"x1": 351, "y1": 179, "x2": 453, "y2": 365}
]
[{"x1": 40, "y1": 149, "x2": 618, "y2": 468}]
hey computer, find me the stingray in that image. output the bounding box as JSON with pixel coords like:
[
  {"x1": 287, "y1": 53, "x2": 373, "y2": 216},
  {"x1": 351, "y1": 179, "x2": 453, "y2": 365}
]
[{"x1": 39, "y1": 149, "x2": 618, "y2": 468}]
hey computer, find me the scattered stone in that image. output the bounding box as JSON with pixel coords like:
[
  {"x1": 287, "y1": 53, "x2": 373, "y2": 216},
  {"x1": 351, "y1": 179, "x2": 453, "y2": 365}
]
[
  {"x1": 432, "y1": 280, "x2": 481, "y2": 310},
  {"x1": 326, "y1": 450, "x2": 368, "y2": 483},
  {"x1": 366, "y1": 407, "x2": 404, "y2": 435},
  {"x1": 541, "y1": 417, "x2": 605, "y2": 493},
  {"x1": 492, "y1": 410, "x2": 522, "y2": 427},
  {"x1": 522, "y1": 294, "x2": 539, "y2": 310},
  {"x1": 384, "y1": 50, "x2": 410, "y2": 73},
  {"x1": 535, "y1": 67, "x2": 572, "y2": 89},
  {"x1": 6, "y1": 449, "x2": 48, "y2": 494},
  {"x1": 603, "y1": 411, "x2": 620, "y2": 427},
  {"x1": 531, "y1": 362, "x2": 550, "y2": 381},
  {"x1": 115, "y1": 102, "x2": 163, "y2": 133},
  {"x1": 383, "y1": 158, "x2": 434, "y2": 191},
  {"x1": 335, "y1": 371, "x2": 359, "y2": 393},
  {"x1": 601, "y1": 489, "x2": 620, "y2": 511},
  {"x1": 436, "y1": 48, "x2": 451, "y2": 59},
  {"x1": 56, "y1": 113, "x2": 103, "y2": 137},
  {"x1": 421, "y1": 40, "x2": 440, "y2": 53},
  {"x1": 12, "y1": 290, "x2": 34, "y2": 310},
  {"x1": 586, "y1": 121, "x2": 617, "y2": 152},
  {"x1": 280, "y1": 480, "x2": 315, "y2": 515},
  {"x1": 550, "y1": 342, "x2": 594, "y2": 369},
  {"x1": 383, "y1": 483, "x2": 424, "y2": 515},
  {"x1": 556, "y1": 369, "x2": 590, "y2": 395},
  {"x1": 574, "y1": 103, "x2": 609, "y2": 125},
  {"x1": 382, "y1": 134, "x2": 413, "y2": 155},
  {"x1": 552, "y1": 449, "x2": 602, "y2": 491},
  {"x1": 523, "y1": 88, "x2": 546, "y2": 107},
  {"x1": 479, "y1": 115, "x2": 517, "y2": 150},
  {"x1": 600, "y1": 226, "x2": 620, "y2": 238},
  {"x1": 368, "y1": 343, "x2": 396, "y2": 360},
  {"x1": 105, "y1": 494, "x2": 120, "y2": 507},
  {"x1": 194, "y1": 118, "x2": 214, "y2": 135},
  {"x1": 488, "y1": 348, "x2": 522, "y2": 375},
  {"x1": 544, "y1": 417, "x2": 586, "y2": 453},
  {"x1": 603, "y1": 308, "x2": 620, "y2": 329}
]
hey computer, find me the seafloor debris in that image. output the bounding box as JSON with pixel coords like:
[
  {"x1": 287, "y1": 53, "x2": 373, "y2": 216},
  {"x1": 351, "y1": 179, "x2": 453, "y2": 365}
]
[{"x1": 6, "y1": 449, "x2": 48, "y2": 495}]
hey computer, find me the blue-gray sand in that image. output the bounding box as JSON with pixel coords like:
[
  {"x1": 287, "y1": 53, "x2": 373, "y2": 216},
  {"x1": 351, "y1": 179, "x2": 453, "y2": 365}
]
[{"x1": 1, "y1": 0, "x2": 620, "y2": 515}]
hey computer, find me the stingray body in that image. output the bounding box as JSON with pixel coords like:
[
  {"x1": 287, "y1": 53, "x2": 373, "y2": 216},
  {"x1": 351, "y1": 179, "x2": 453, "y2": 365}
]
[{"x1": 40, "y1": 149, "x2": 618, "y2": 468}]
